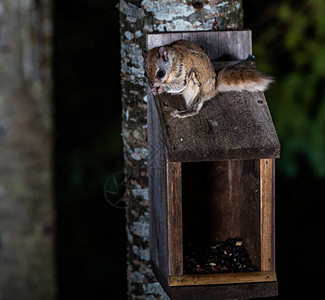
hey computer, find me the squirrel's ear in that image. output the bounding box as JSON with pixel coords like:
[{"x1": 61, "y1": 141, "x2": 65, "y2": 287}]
[
  {"x1": 142, "y1": 48, "x2": 149, "y2": 59},
  {"x1": 158, "y1": 47, "x2": 168, "y2": 62}
]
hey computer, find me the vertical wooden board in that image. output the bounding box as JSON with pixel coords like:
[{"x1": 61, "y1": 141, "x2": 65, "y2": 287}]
[
  {"x1": 147, "y1": 35, "x2": 172, "y2": 279},
  {"x1": 238, "y1": 160, "x2": 261, "y2": 269},
  {"x1": 234, "y1": 30, "x2": 252, "y2": 59},
  {"x1": 181, "y1": 31, "x2": 197, "y2": 42},
  {"x1": 147, "y1": 33, "x2": 174, "y2": 280},
  {"x1": 172, "y1": 32, "x2": 184, "y2": 45},
  {"x1": 147, "y1": 33, "x2": 172, "y2": 49},
  {"x1": 206, "y1": 159, "x2": 260, "y2": 267},
  {"x1": 242, "y1": 30, "x2": 253, "y2": 58},
  {"x1": 202, "y1": 31, "x2": 217, "y2": 59},
  {"x1": 167, "y1": 161, "x2": 183, "y2": 275},
  {"x1": 147, "y1": 81, "x2": 169, "y2": 279},
  {"x1": 260, "y1": 159, "x2": 275, "y2": 271},
  {"x1": 212, "y1": 30, "x2": 252, "y2": 60},
  {"x1": 207, "y1": 160, "x2": 242, "y2": 242},
  {"x1": 196, "y1": 31, "x2": 206, "y2": 52},
  {"x1": 147, "y1": 31, "x2": 252, "y2": 60},
  {"x1": 217, "y1": 31, "x2": 234, "y2": 59}
]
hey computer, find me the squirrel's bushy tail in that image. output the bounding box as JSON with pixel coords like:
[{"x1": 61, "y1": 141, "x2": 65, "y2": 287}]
[{"x1": 216, "y1": 59, "x2": 275, "y2": 93}]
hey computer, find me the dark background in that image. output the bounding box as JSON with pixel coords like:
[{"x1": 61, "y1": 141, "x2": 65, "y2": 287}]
[
  {"x1": 54, "y1": 1, "x2": 125, "y2": 299},
  {"x1": 54, "y1": 0, "x2": 325, "y2": 299}
]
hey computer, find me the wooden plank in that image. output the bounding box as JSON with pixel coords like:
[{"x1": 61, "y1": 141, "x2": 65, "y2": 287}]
[
  {"x1": 151, "y1": 259, "x2": 171, "y2": 294},
  {"x1": 147, "y1": 83, "x2": 169, "y2": 279},
  {"x1": 169, "y1": 271, "x2": 276, "y2": 287},
  {"x1": 157, "y1": 91, "x2": 280, "y2": 162},
  {"x1": 147, "y1": 33, "x2": 172, "y2": 49},
  {"x1": 170, "y1": 282, "x2": 278, "y2": 300},
  {"x1": 147, "y1": 30, "x2": 252, "y2": 59},
  {"x1": 205, "y1": 160, "x2": 242, "y2": 243},
  {"x1": 181, "y1": 31, "x2": 197, "y2": 42},
  {"x1": 153, "y1": 260, "x2": 277, "y2": 300},
  {"x1": 167, "y1": 161, "x2": 183, "y2": 275},
  {"x1": 147, "y1": 33, "x2": 171, "y2": 281},
  {"x1": 260, "y1": 158, "x2": 275, "y2": 271},
  {"x1": 238, "y1": 159, "x2": 261, "y2": 269}
]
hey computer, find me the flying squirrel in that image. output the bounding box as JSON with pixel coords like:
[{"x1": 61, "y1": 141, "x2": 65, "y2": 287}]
[{"x1": 142, "y1": 40, "x2": 274, "y2": 118}]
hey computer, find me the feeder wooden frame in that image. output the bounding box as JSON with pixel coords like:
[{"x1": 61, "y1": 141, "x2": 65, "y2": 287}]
[{"x1": 147, "y1": 31, "x2": 280, "y2": 300}]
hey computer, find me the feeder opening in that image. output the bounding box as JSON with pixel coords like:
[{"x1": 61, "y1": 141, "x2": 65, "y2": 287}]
[{"x1": 182, "y1": 160, "x2": 261, "y2": 275}]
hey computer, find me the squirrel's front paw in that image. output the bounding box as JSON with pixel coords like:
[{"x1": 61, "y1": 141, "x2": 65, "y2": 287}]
[
  {"x1": 157, "y1": 85, "x2": 165, "y2": 95},
  {"x1": 171, "y1": 109, "x2": 197, "y2": 119},
  {"x1": 152, "y1": 83, "x2": 165, "y2": 95},
  {"x1": 171, "y1": 110, "x2": 182, "y2": 118},
  {"x1": 151, "y1": 87, "x2": 158, "y2": 95}
]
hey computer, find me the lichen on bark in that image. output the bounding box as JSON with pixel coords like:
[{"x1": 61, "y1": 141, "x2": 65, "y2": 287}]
[{"x1": 119, "y1": 1, "x2": 243, "y2": 298}]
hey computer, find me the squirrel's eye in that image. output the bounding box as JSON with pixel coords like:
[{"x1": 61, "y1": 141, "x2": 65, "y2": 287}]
[{"x1": 156, "y1": 69, "x2": 166, "y2": 79}]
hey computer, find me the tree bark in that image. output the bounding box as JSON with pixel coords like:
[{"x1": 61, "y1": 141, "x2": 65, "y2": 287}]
[
  {"x1": 0, "y1": 0, "x2": 55, "y2": 299},
  {"x1": 119, "y1": 1, "x2": 243, "y2": 299}
]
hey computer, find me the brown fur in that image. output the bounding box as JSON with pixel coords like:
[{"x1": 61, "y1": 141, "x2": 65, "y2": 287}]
[
  {"x1": 143, "y1": 40, "x2": 274, "y2": 118},
  {"x1": 217, "y1": 63, "x2": 274, "y2": 92}
]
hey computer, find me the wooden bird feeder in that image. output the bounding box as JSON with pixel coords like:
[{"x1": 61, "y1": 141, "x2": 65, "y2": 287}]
[{"x1": 147, "y1": 31, "x2": 280, "y2": 300}]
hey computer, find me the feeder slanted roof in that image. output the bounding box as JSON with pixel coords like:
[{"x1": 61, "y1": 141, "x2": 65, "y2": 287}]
[{"x1": 153, "y1": 91, "x2": 280, "y2": 162}]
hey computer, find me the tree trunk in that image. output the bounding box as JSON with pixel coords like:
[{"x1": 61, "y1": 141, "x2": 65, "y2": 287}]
[
  {"x1": 119, "y1": 1, "x2": 243, "y2": 298},
  {"x1": 0, "y1": 1, "x2": 55, "y2": 299}
]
